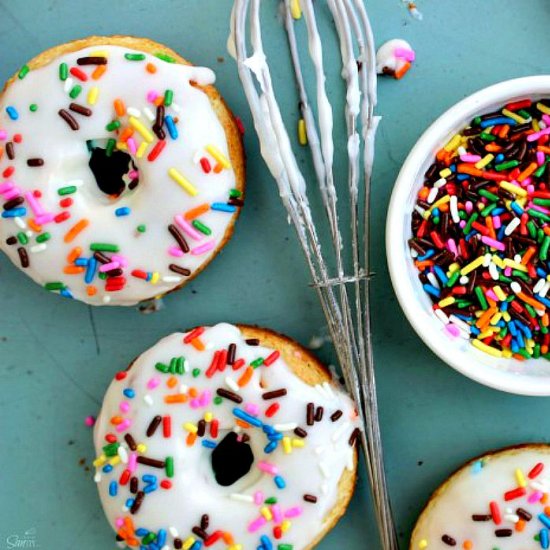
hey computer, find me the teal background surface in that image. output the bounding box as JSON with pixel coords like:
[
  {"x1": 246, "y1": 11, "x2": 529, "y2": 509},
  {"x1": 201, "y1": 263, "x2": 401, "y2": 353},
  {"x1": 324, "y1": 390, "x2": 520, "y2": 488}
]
[{"x1": 1, "y1": 1, "x2": 550, "y2": 548}]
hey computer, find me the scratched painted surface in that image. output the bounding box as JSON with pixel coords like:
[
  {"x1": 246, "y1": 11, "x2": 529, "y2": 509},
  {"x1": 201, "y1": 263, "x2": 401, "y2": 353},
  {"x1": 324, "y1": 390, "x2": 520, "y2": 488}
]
[{"x1": 1, "y1": 1, "x2": 550, "y2": 549}]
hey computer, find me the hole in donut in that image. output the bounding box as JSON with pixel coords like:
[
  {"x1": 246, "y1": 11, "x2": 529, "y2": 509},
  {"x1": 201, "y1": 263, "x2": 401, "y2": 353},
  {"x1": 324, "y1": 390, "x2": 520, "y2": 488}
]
[
  {"x1": 88, "y1": 140, "x2": 139, "y2": 198},
  {"x1": 211, "y1": 431, "x2": 254, "y2": 487}
]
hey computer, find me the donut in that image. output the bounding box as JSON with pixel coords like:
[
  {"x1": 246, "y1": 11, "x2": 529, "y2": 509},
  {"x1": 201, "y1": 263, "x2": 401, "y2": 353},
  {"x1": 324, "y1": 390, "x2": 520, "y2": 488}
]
[
  {"x1": 410, "y1": 444, "x2": 550, "y2": 549},
  {"x1": 93, "y1": 323, "x2": 359, "y2": 549},
  {"x1": 0, "y1": 36, "x2": 245, "y2": 306}
]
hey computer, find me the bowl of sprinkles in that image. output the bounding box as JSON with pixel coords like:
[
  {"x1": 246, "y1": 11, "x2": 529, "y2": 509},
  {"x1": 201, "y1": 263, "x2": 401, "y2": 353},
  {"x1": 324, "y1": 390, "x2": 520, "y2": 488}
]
[{"x1": 387, "y1": 76, "x2": 550, "y2": 395}]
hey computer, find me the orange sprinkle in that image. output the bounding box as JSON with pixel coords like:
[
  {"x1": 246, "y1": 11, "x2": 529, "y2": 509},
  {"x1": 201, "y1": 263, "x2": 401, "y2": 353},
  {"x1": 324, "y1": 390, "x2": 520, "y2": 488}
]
[
  {"x1": 476, "y1": 307, "x2": 497, "y2": 330},
  {"x1": 119, "y1": 127, "x2": 134, "y2": 142},
  {"x1": 110, "y1": 415, "x2": 123, "y2": 425},
  {"x1": 418, "y1": 187, "x2": 429, "y2": 200},
  {"x1": 485, "y1": 143, "x2": 502, "y2": 152},
  {"x1": 522, "y1": 246, "x2": 537, "y2": 265},
  {"x1": 154, "y1": 96, "x2": 164, "y2": 106},
  {"x1": 238, "y1": 366, "x2": 254, "y2": 388},
  {"x1": 436, "y1": 149, "x2": 447, "y2": 162},
  {"x1": 67, "y1": 246, "x2": 82, "y2": 263},
  {"x1": 457, "y1": 163, "x2": 484, "y2": 177},
  {"x1": 543, "y1": 493, "x2": 549, "y2": 504},
  {"x1": 543, "y1": 345, "x2": 549, "y2": 355},
  {"x1": 188, "y1": 387, "x2": 199, "y2": 398},
  {"x1": 222, "y1": 532, "x2": 235, "y2": 545},
  {"x1": 462, "y1": 541, "x2": 473, "y2": 550},
  {"x1": 414, "y1": 260, "x2": 435, "y2": 270},
  {"x1": 28, "y1": 219, "x2": 42, "y2": 233},
  {"x1": 87, "y1": 285, "x2": 97, "y2": 296},
  {"x1": 512, "y1": 353, "x2": 526, "y2": 361},
  {"x1": 515, "y1": 518, "x2": 526, "y2": 532},
  {"x1": 63, "y1": 265, "x2": 85, "y2": 275},
  {"x1": 517, "y1": 291, "x2": 546, "y2": 311},
  {"x1": 164, "y1": 394, "x2": 187, "y2": 404},
  {"x1": 213, "y1": 163, "x2": 223, "y2": 174},
  {"x1": 498, "y1": 124, "x2": 510, "y2": 139},
  {"x1": 236, "y1": 419, "x2": 251, "y2": 429},
  {"x1": 543, "y1": 313, "x2": 550, "y2": 328},
  {"x1": 186, "y1": 432, "x2": 197, "y2": 446},
  {"x1": 190, "y1": 338, "x2": 205, "y2": 351},
  {"x1": 92, "y1": 65, "x2": 107, "y2": 80},
  {"x1": 114, "y1": 98, "x2": 126, "y2": 117},
  {"x1": 395, "y1": 61, "x2": 411, "y2": 80},
  {"x1": 64, "y1": 218, "x2": 89, "y2": 243},
  {"x1": 517, "y1": 161, "x2": 538, "y2": 182},
  {"x1": 146, "y1": 63, "x2": 157, "y2": 74},
  {"x1": 538, "y1": 146, "x2": 550, "y2": 155},
  {"x1": 184, "y1": 203, "x2": 210, "y2": 221},
  {"x1": 545, "y1": 506, "x2": 550, "y2": 516},
  {"x1": 166, "y1": 376, "x2": 178, "y2": 389}
]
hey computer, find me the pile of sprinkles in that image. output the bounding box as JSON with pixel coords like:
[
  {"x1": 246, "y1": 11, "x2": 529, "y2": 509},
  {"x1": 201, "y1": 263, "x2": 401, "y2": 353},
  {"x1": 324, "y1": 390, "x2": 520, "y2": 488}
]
[
  {"x1": 0, "y1": 43, "x2": 244, "y2": 305},
  {"x1": 409, "y1": 98, "x2": 550, "y2": 360},
  {"x1": 93, "y1": 324, "x2": 359, "y2": 550}
]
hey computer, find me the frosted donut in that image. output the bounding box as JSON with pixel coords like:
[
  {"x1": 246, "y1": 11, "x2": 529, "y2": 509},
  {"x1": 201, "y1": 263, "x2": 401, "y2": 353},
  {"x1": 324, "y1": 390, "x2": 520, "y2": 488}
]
[
  {"x1": 411, "y1": 444, "x2": 550, "y2": 549},
  {"x1": 0, "y1": 36, "x2": 245, "y2": 306},
  {"x1": 93, "y1": 323, "x2": 359, "y2": 549}
]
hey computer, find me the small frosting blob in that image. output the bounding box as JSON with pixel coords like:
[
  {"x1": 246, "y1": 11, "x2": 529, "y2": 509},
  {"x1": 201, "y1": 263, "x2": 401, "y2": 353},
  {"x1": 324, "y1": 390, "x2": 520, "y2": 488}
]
[
  {"x1": 94, "y1": 323, "x2": 359, "y2": 549},
  {"x1": 0, "y1": 44, "x2": 243, "y2": 306},
  {"x1": 411, "y1": 445, "x2": 550, "y2": 549},
  {"x1": 375, "y1": 39, "x2": 415, "y2": 77}
]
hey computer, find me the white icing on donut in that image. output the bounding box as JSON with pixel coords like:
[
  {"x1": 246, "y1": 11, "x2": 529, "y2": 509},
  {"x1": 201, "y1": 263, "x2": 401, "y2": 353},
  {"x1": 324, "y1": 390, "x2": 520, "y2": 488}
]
[
  {"x1": 0, "y1": 44, "x2": 242, "y2": 306},
  {"x1": 94, "y1": 323, "x2": 358, "y2": 549},
  {"x1": 411, "y1": 446, "x2": 550, "y2": 549},
  {"x1": 375, "y1": 39, "x2": 415, "y2": 76}
]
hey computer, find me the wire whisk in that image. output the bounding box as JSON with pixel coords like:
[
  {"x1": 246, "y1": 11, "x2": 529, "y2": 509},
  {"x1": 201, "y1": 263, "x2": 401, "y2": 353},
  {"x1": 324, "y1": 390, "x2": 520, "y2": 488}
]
[{"x1": 229, "y1": 1, "x2": 397, "y2": 549}]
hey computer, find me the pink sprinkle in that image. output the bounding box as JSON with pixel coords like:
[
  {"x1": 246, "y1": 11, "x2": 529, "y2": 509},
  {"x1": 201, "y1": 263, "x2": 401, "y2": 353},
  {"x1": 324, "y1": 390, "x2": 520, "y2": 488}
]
[
  {"x1": 543, "y1": 114, "x2": 550, "y2": 126},
  {"x1": 460, "y1": 154, "x2": 481, "y2": 163},
  {"x1": 199, "y1": 390, "x2": 212, "y2": 407},
  {"x1": 481, "y1": 236, "x2": 505, "y2": 251},
  {"x1": 3, "y1": 188, "x2": 21, "y2": 201},
  {"x1": 528, "y1": 127, "x2": 550, "y2": 142},
  {"x1": 99, "y1": 261, "x2": 121, "y2": 273},
  {"x1": 190, "y1": 398, "x2": 201, "y2": 409},
  {"x1": 112, "y1": 254, "x2": 129, "y2": 267},
  {"x1": 115, "y1": 518, "x2": 124, "y2": 528},
  {"x1": 175, "y1": 214, "x2": 203, "y2": 241},
  {"x1": 527, "y1": 184, "x2": 535, "y2": 194},
  {"x1": 522, "y1": 177, "x2": 533, "y2": 187},
  {"x1": 116, "y1": 419, "x2": 131, "y2": 433},
  {"x1": 254, "y1": 491, "x2": 264, "y2": 505},
  {"x1": 128, "y1": 170, "x2": 139, "y2": 179},
  {"x1": 147, "y1": 90, "x2": 159, "y2": 102},
  {"x1": 147, "y1": 376, "x2": 161, "y2": 390},
  {"x1": 459, "y1": 220, "x2": 467, "y2": 229},
  {"x1": 35, "y1": 213, "x2": 55, "y2": 225},
  {"x1": 244, "y1": 403, "x2": 260, "y2": 416},
  {"x1": 191, "y1": 240, "x2": 215, "y2": 256},
  {"x1": 504, "y1": 267, "x2": 512, "y2": 277},
  {"x1": 0, "y1": 129, "x2": 7, "y2": 140},
  {"x1": 284, "y1": 506, "x2": 303, "y2": 518},
  {"x1": 127, "y1": 138, "x2": 137, "y2": 155},
  {"x1": 485, "y1": 289, "x2": 499, "y2": 302},
  {"x1": 84, "y1": 415, "x2": 95, "y2": 427},
  {"x1": 272, "y1": 504, "x2": 283, "y2": 524},
  {"x1": 394, "y1": 47, "x2": 415, "y2": 62},
  {"x1": 446, "y1": 238, "x2": 458, "y2": 257},
  {"x1": 257, "y1": 461, "x2": 278, "y2": 476},
  {"x1": 492, "y1": 216, "x2": 501, "y2": 230},
  {"x1": 528, "y1": 490, "x2": 543, "y2": 503},
  {"x1": 444, "y1": 324, "x2": 460, "y2": 338},
  {"x1": 0, "y1": 180, "x2": 14, "y2": 193},
  {"x1": 530, "y1": 204, "x2": 550, "y2": 215},
  {"x1": 128, "y1": 452, "x2": 137, "y2": 473},
  {"x1": 537, "y1": 151, "x2": 546, "y2": 166},
  {"x1": 24, "y1": 191, "x2": 45, "y2": 216},
  {"x1": 168, "y1": 245, "x2": 185, "y2": 257},
  {"x1": 465, "y1": 201, "x2": 473, "y2": 214},
  {"x1": 119, "y1": 401, "x2": 130, "y2": 413},
  {"x1": 248, "y1": 517, "x2": 267, "y2": 533}
]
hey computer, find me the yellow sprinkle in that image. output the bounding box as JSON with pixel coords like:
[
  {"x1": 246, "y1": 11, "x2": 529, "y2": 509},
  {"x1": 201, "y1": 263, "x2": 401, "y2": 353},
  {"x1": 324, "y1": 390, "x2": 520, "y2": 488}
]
[
  {"x1": 439, "y1": 168, "x2": 452, "y2": 178},
  {"x1": 282, "y1": 436, "x2": 292, "y2": 454},
  {"x1": 108, "y1": 455, "x2": 121, "y2": 466},
  {"x1": 500, "y1": 181, "x2": 527, "y2": 197},
  {"x1": 116, "y1": 142, "x2": 128, "y2": 151},
  {"x1": 516, "y1": 468, "x2": 527, "y2": 487},
  {"x1": 150, "y1": 272, "x2": 160, "y2": 285},
  {"x1": 290, "y1": 0, "x2": 302, "y2": 19},
  {"x1": 533, "y1": 118, "x2": 541, "y2": 132},
  {"x1": 475, "y1": 154, "x2": 494, "y2": 169},
  {"x1": 292, "y1": 438, "x2": 305, "y2": 448},
  {"x1": 489, "y1": 312, "x2": 502, "y2": 326},
  {"x1": 502, "y1": 348, "x2": 513, "y2": 358},
  {"x1": 206, "y1": 144, "x2": 232, "y2": 170},
  {"x1": 260, "y1": 506, "x2": 273, "y2": 521},
  {"x1": 169, "y1": 167, "x2": 199, "y2": 196},
  {"x1": 136, "y1": 141, "x2": 148, "y2": 159},
  {"x1": 493, "y1": 286, "x2": 507, "y2": 301},
  {"x1": 444, "y1": 134, "x2": 461, "y2": 152},
  {"x1": 492, "y1": 255, "x2": 505, "y2": 269},
  {"x1": 204, "y1": 411, "x2": 213, "y2": 422},
  {"x1": 87, "y1": 86, "x2": 99, "y2": 105},
  {"x1": 448, "y1": 262, "x2": 460, "y2": 274},
  {"x1": 228, "y1": 546, "x2": 243, "y2": 550},
  {"x1": 93, "y1": 454, "x2": 107, "y2": 468},
  {"x1": 418, "y1": 540, "x2": 428, "y2": 550},
  {"x1": 136, "y1": 443, "x2": 147, "y2": 453},
  {"x1": 503, "y1": 259, "x2": 528, "y2": 272},
  {"x1": 438, "y1": 296, "x2": 455, "y2": 308},
  {"x1": 425, "y1": 195, "x2": 451, "y2": 218},
  {"x1": 472, "y1": 339, "x2": 503, "y2": 357},
  {"x1": 502, "y1": 108, "x2": 527, "y2": 124},
  {"x1": 502, "y1": 311, "x2": 511, "y2": 323},
  {"x1": 182, "y1": 537, "x2": 196, "y2": 550},
  {"x1": 184, "y1": 422, "x2": 198, "y2": 434},
  {"x1": 129, "y1": 116, "x2": 154, "y2": 143},
  {"x1": 90, "y1": 50, "x2": 109, "y2": 58},
  {"x1": 460, "y1": 256, "x2": 485, "y2": 276},
  {"x1": 281, "y1": 520, "x2": 291, "y2": 533},
  {"x1": 298, "y1": 118, "x2": 307, "y2": 145},
  {"x1": 478, "y1": 328, "x2": 499, "y2": 339},
  {"x1": 537, "y1": 102, "x2": 550, "y2": 115}
]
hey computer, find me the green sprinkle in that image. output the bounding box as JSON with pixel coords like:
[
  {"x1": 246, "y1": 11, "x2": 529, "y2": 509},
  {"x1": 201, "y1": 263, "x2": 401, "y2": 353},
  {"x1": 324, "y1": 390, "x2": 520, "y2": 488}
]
[
  {"x1": 175, "y1": 357, "x2": 185, "y2": 374},
  {"x1": 473, "y1": 116, "x2": 482, "y2": 126},
  {"x1": 18, "y1": 64, "x2": 30, "y2": 79},
  {"x1": 512, "y1": 270, "x2": 530, "y2": 282},
  {"x1": 250, "y1": 357, "x2": 264, "y2": 368},
  {"x1": 192, "y1": 220, "x2": 212, "y2": 235},
  {"x1": 58, "y1": 185, "x2": 77, "y2": 196},
  {"x1": 265, "y1": 497, "x2": 277, "y2": 504},
  {"x1": 494, "y1": 160, "x2": 519, "y2": 172},
  {"x1": 155, "y1": 52, "x2": 176, "y2": 63},
  {"x1": 528, "y1": 208, "x2": 550, "y2": 223},
  {"x1": 475, "y1": 286, "x2": 488, "y2": 310},
  {"x1": 527, "y1": 221, "x2": 537, "y2": 239},
  {"x1": 69, "y1": 85, "x2": 82, "y2": 99},
  {"x1": 278, "y1": 545, "x2": 294, "y2": 550},
  {"x1": 535, "y1": 161, "x2": 549, "y2": 178},
  {"x1": 541, "y1": 236, "x2": 550, "y2": 261},
  {"x1": 142, "y1": 533, "x2": 156, "y2": 545},
  {"x1": 192, "y1": 368, "x2": 201, "y2": 378},
  {"x1": 534, "y1": 198, "x2": 550, "y2": 207},
  {"x1": 534, "y1": 344, "x2": 541, "y2": 359},
  {"x1": 169, "y1": 357, "x2": 178, "y2": 374},
  {"x1": 155, "y1": 362, "x2": 170, "y2": 373},
  {"x1": 480, "y1": 132, "x2": 496, "y2": 141},
  {"x1": 525, "y1": 303, "x2": 537, "y2": 318},
  {"x1": 518, "y1": 109, "x2": 531, "y2": 120},
  {"x1": 164, "y1": 89, "x2": 174, "y2": 106},
  {"x1": 103, "y1": 442, "x2": 120, "y2": 457},
  {"x1": 36, "y1": 232, "x2": 51, "y2": 243},
  {"x1": 229, "y1": 188, "x2": 242, "y2": 199},
  {"x1": 214, "y1": 396, "x2": 223, "y2": 405},
  {"x1": 59, "y1": 62, "x2": 68, "y2": 81},
  {"x1": 498, "y1": 274, "x2": 513, "y2": 284},
  {"x1": 44, "y1": 282, "x2": 65, "y2": 291},
  {"x1": 137, "y1": 224, "x2": 147, "y2": 233},
  {"x1": 432, "y1": 216, "x2": 440, "y2": 225},
  {"x1": 29, "y1": 103, "x2": 38, "y2": 112},
  {"x1": 478, "y1": 189, "x2": 499, "y2": 202},
  {"x1": 464, "y1": 212, "x2": 479, "y2": 234},
  {"x1": 542, "y1": 325, "x2": 549, "y2": 335},
  {"x1": 106, "y1": 138, "x2": 116, "y2": 157},
  {"x1": 165, "y1": 456, "x2": 174, "y2": 478},
  {"x1": 17, "y1": 232, "x2": 28, "y2": 245},
  {"x1": 99, "y1": 272, "x2": 107, "y2": 280},
  {"x1": 106, "y1": 120, "x2": 121, "y2": 132},
  {"x1": 446, "y1": 271, "x2": 460, "y2": 288},
  {"x1": 480, "y1": 203, "x2": 497, "y2": 217},
  {"x1": 90, "y1": 243, "x2": 120, "y2": 252},
  {"x1": 124, "y1": 53, "x2": 146, "y2": 61}
]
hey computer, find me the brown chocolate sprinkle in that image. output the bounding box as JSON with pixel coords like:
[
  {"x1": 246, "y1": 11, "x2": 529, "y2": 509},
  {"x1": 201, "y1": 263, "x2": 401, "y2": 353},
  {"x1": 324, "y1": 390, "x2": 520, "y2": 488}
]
[
  {"x1": 169, "y1": 264, "x2": 191, "y2": 276},
  {"x1": 26, "y1": 158, "x2": 44, "y2": 167},
  {"x1": 245, "y1": 338, "x2": 260, "y2": 346},
  {"x1": 228, "y1": 197, "x2": 244, "y2": 207},
  {"x1": 303, "y1": 494, "x2": 318, "y2": 503},
  {"x1": 330, "y1": 410, "x2": 343, "y2": 422},
  {"x1": 216, "y1": 388, "x2": 243, "y2": 404},
  {"x1": 6, "y1": 142, "x2": 14, "y2": 160},
  {"x1": 495, "y1": 529, "x2": 512, "y2": 538},
  {"x1": 146, "y1": 415, "x2": 162, "y2": 437},
  {"x1": 472, "y1": 514, "x2": 491, "y2": 522},
  {"x1": 262, "y1": 389, "x2": 287, "y2": 400},
  {"x1": 106, "y1": 268, "x2": 124, "y2": 278},
  {"x1": 348, "y1": 427, "x2": 360, "y2": 446},
  {"x1": 136, "y1": 456, "x2": 165, "y2": 468},
  {"x1": 155, "y1": 105, "x2": 165, "y2": 129},
  {"x1": 18, "y1": 247, "x2": 29, "y2": 268},
  {"x1": 200, "y1": 514, "x2": 209, "y2": 530},
  {"x1": 174, "y1": 539, "x2": 183, "y2": 550},
  {"x1": 5, "y1": 236, "x2": 17, "y2": 245},
  {"x1": 294, "y1": 427, "x2": 308, "y2": 438},
  {"x1": 227, "y1": 343, "x2": 236, "y2": 365},
  {"x1": 192, "y1": 527, "x2": 208, "y2": 540},
  {"x1": 306, "y1": 403, "x2": 315, "y2": 426},
  {"x1": 77, "y1": 56, "x2": 108, "y2": 65},
  {"x1": 58, "y1": 109, "x2": 79, "y2": 130},
  {"x1": 241, "y1": 433, "x2": 251, "y2": 443},
  {"x1": 315, "y1": 406, "x2": 324, "y2": 422},
  {"x1": 130, "y1": 476, "x2": 138, "y2": 494},
  {"x1": 130, "y1": 491, "x2": 145, "y2": 514},
  {"x1": 124, "y1": 433, "x2": 137, "y2": 451},
  {"x1": 4, "y1": 197, "x2": 24, "y2": 210},
  {"x1": 153, "y1": 124, "x2": 166, "y2": 141},
  {"x1": 168, "y1": 224, "x2": 189, "y2": 253},
  {"x1": 517, "y1": 508, "x2": 532, "y2": 521},
  {"x1": 94, "y1": 251, "x2": 111, "y2": 264},
  {"x1": 69, "y1": 102, "x2": 92, "y2": 117},
  {"x1": 197, "y1": 419, "x2": 206, "y2": 437},
  {"x1": 441, "y1": 535, "x2": 456, "y2": 546}
]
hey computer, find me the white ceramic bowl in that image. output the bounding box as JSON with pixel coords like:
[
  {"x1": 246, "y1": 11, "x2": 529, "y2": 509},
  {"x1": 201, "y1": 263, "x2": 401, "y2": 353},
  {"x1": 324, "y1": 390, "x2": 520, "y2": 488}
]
[{"x1": 386, "y1": 76, "x2": 550, "y2": 396}]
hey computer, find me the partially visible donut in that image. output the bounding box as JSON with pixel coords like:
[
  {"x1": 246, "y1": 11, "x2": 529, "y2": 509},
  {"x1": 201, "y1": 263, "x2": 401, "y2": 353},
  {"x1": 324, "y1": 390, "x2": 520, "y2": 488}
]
[
  {"x1": 93, "y1": 323, "x2": 359, "y2": 549},
  {"x1": 0, "y1": 36, "x2": 245, "y2": 305},
  {"x1": 411, "y1": 444, "x2": 550, "y2": 549}
]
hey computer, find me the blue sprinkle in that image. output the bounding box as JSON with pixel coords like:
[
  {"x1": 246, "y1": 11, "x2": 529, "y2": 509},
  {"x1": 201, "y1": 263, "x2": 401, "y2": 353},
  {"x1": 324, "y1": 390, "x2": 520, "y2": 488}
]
[
  {"x1": 157, "y1": 529, "x2": 167, "y2": 547},
  {"x1": 471, "y1": 460, "x2": 483, "y2": 474},
  {"x1": 516, "y1": 331, "x2": 525, "y2": 349},
  {"x1": 264, "y1": 441, "x2": 278, "y2": 454},
  {"x1": 148, "y1": 544, "x2": 160, "y2": 550},
  {"x1": 123, "y1": 388, "x2": 135, "y2": 399},
  {"x1": 211, "y1": 202, "x2": 237, "y2": 213},
  {"x1": 422, "y1": 284, "x2": 440, "y2": 298},
  {"x1": 142, "y1": 474, "x2": 157, "y2": 483},
  {"x1": 470, "y1": 326, "x2": 480, "y2": 336},
  {"x1": 510, "y1": 201, "x2": 524, "y2": 216},
  {"x1": 6, "y1": 106, "x2": 19, "y2": 120},
  {"x1": 456, "y1": 174, "x2": 469, "y2": 181},
  {"x1": 260, "y1": 535, "x2": 273, "y2": 550},
  {"x1": 60, "y1": 288, "x2": 74, "y2": 299},
  {"x1": 135, "y1": 529, "x2": 149, "y2": 537},
  {"x1": 433, "y1": 265, "x2": 448, "y2": 285},
  {"x1": 480, "y1": 116, "x2": 517, "y2": 129},
  {"x1": 417, "y1": 249, "x2": 435, "y2": 262},
  {"x1": 85, "y1": 257, "x2": 97, "y2": 284},
  {"x1": 115, "y1": 206, "x2": 131, "y2": 217},
  {"x1": 2, "y1": 207, "x2": 27, "y2": 218},
  {"x1": 190, "y1": 541, "x2": 203, "y2": 550},
  {"x1": 125, "y1": 498, "x2": 134, "y2": 508},
  {"x1": 102, "y1": 464, "x2": 113, "y2": 473},
  {"x1": 540, "y1": 514, "x2": 550, "y2": 531},
  {"x1": 233, "y1": 408, "x2": 263, "y2": 427},
  {"x1": 202, "y1": 439, "x2": 217, "y2": 449},
  {"x1": 537, "y1": 267, "x2": 547, "y2": 278},
  {"x1": 495, "y1": 153, "x2": 505, "y2": 163},
  {"x1": 109, "y1": 481, "x2": 118, "y2": 497},
  {"x1": 263, "y1": 425, "x2": 276, "y2": 435},
  {"x1": 268, "y1": 432, "x2": 283, "y2": 441},
  {"x1": 143, "y1": 483, "x2": 157, "y2": 494},
  {"x1": 508, "y1": 321, "x2": 517, "y2": 336},
  {"x1": 74, "y1": 257, "x2": 89, "y2": 267},
  {"x1": 165, "y1": 115, "x2": 178, "y2": 139},
  {"x1": 432, "y1": 208, "x2": 440, "y2": 218},
  {"x1": 274, "y1": 475, "x2": 286, "y2": 489},
  {"x1": 541, "y1": 528, "x2": 549, "y2": 549}
]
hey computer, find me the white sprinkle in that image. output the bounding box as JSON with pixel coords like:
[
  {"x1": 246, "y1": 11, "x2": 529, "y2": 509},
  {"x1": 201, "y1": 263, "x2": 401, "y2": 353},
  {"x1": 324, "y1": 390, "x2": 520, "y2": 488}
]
[
  {"x1": 143, "y1": 107, "x2": 155, "y2": 121},
  {"x1": 169, "y1": 527, "x2": 179, "y2": 538},
  {"x1": 488, "y1": 262, "x2": 499, "y2": 281},
  {"x1": 414, "y1": 205, "x2": 426, "y2": 217},
  {"x1": 427, "y1": 272, "x2": 440, "y2": 289},
  {"x1": 64, "y1": 76, "x2": 74, "y2": 93},
  {"x1": 434, "y1": 177, "x2": 447, "y2": 189},
  {"x1": 319, "y1": 461, "x2": 330, "y2": 478},
  {"x1": 541, "y1": 281, "x2": 550, "y2": 299},
  {"x1": 410, "y1": 248, "x2": 418, "y2": 259},
  {"x1": 30, "y1": 244, "x2": 47, "y2": 253},
  {"x1": 332, "y1": 421, "x2": 350, "y2": 443},
  {"x1": 94, "y1": 471, "x2": 102, "y2": 483},
  {"x1": 179, "y1": 384, "x2": 188, "y2": 394},
  {"x1": 450, "y1": 195, "x2": 460, "y2": 223},
  {"x1": 230, "y1": 493, "x2": 254, "y2": 503},
  {"x1": 434, "y1": 308, "x2": 449, "y2": 325},
  {"x1": 510, "y1": 281, "x2": 522, "y2": 294},
  {"x1": 25, "y1": 230, "x2": 33, "y2": 238},
  {"x1": 234, "y1": 425, "x2": 242, "y2": 434},
  {"x1": 504, "y1": 514, "x2": 519, "y2": 523},
  {"x1": 15, "y1": 217, "x2": 27, "y2": 229},
  {"x1": 225, "y1": 377, "x2": 239, "y2": 392},
  {"x1": 459, "y1": 275, "x2": 469, "y2": 285},
  {"x1": 182, "y1": 359, "x2": 189, "y2": 373},
  {"x1": 505, "y1": 217, "x2": 521, "y2": 236},
  {"x1": 514, "y1": 254, "x2": 522, "y2": 264},
  {"x1": 118, "y1": 446, "x2": 129, "y2": 464},
  {"x1": 427, "y1": 187, "x2": 438, "y2": 204},
  {"x1": 103, "y1": 295, "x2": 111, "y2": 304},
  {"x1": 144, "y1": 394, "x2": 153, "y2": 406},
  {"x1": 534, "y1": 278, "x2": 546, "y2": 294},
  {"x1": 457, "y1": 146, "x2": 467, "y2": 156},
  {"x1": 127, "y1": 107, "x2": 141, "y2": 117},
  {"x1": 483, "y1": 253, "x2": 492, "y2": 267},
  {"x1": 162, "y1": 276, "x2": 182, "y2": 283},
  {"x1": 171, "y1": 102, "x2": 182, "y2": 113},
  {"x1": 273, "y1": 423, "x2": 298, "y2": 432}
]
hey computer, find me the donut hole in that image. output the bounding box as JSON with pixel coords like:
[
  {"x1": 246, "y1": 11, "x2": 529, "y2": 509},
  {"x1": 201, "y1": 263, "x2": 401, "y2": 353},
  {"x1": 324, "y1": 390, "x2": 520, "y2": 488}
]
[
  {"x1": 211, "y1": 431, "x2": 254, "y2": 487},
  {"x1": 87, "y1": 139, "x2": 139, "y2": 200}
]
